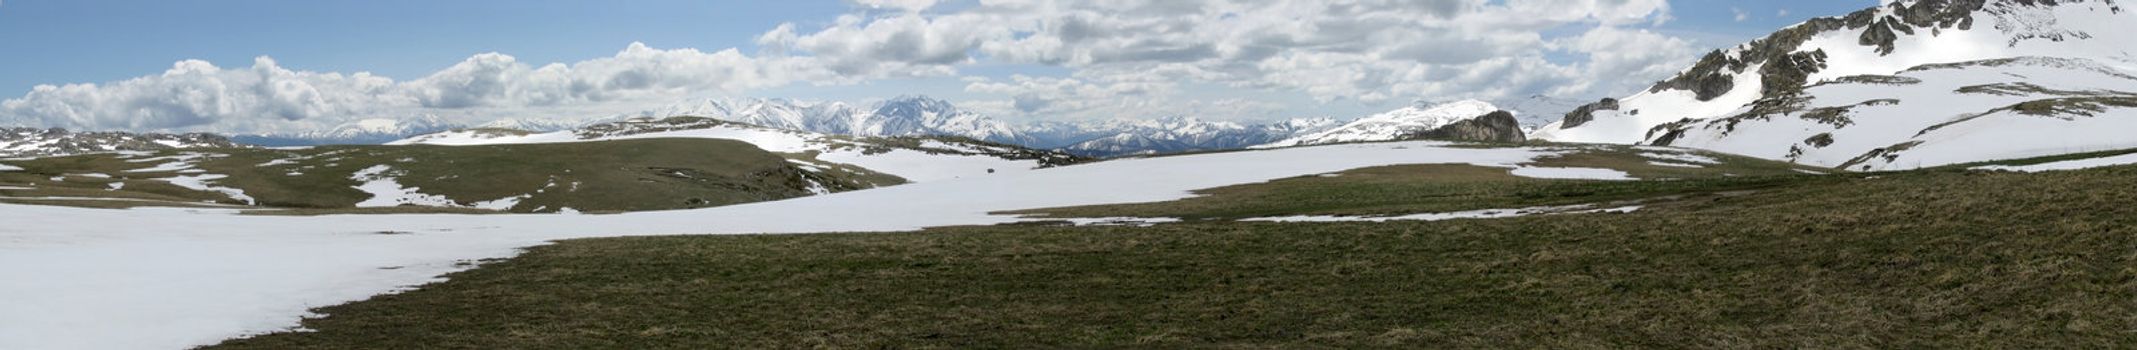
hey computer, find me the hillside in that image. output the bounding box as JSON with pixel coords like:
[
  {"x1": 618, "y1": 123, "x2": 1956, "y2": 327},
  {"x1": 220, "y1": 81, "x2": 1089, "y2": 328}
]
[
  {"x1": 0, "y1": 138, "x2": 894, "y2": 213},
  {"x1": 393, "y1": 116, "x2": 1083, "y2": 182},
  {"x1": 1, "y1": 116, "x2": 1083, "y2": 213},
  {"x1": 1262, "y1": 100, "x2": 1504, "y2": 148},
  {"x1": 1530, "y1": 0, "x2": 2135, "y2": 170},
  {"x1": 2, "y1": 127, "x2": 242, "y2": 158}
]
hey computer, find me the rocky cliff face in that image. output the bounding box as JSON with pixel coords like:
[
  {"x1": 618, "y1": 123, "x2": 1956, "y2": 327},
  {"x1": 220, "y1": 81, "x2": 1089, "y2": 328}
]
[
  {"x1": 1410, "y1": 111, "x2": 1526, "y2": 143},
  {"x1": 1557, "y1": 98, "x2": 1621, "y2": 129},
  {"x1": 1530, "y1": 0, "x2": 2135, "y2": 171}
]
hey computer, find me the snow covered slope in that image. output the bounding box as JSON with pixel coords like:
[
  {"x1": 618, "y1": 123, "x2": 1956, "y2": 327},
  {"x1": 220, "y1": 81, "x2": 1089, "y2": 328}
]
[
  {"x1": 0, "y1": 141, "x2": 1593, "y2": 350},
  {"x1": 1262, "y1": 100, "x2": 1501, "y2": 148},
  {"x1": 1530, "y1": 0, "x2": 2135, "y2": 170},
  {"x1": 1052, "y1": 117, "x2": 1342, "y2": 157},
  {"x1": 1, "y1": 127, "x2": 242, "y2": 158},
  {"x1": 394, "y1": 117, "x2": 1079, "y2": 183}
]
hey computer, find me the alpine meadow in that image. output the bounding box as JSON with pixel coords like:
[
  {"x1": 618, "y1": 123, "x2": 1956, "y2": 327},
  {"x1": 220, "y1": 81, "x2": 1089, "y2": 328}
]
[{"x1": 3, "y1": 0, "x2": 2137, "y2": 349}]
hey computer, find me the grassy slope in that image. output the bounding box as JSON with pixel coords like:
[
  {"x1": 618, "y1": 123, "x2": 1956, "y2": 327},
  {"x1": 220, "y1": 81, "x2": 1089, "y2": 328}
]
[
  {"x1": 0, "y1": 138, "x2": 896, "y2": 213},
  {"x1": 1010, "y1": 145, "x2": 1829, "y2": 220},
  {"x1": 209, "y1": 159, "x2": 2137, "y2": 348}
]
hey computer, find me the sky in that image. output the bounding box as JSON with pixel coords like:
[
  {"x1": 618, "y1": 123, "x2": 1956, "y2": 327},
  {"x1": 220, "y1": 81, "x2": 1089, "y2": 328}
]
[{"x1": 0, "y1": 0, "x2": 1883, "y2": 134}]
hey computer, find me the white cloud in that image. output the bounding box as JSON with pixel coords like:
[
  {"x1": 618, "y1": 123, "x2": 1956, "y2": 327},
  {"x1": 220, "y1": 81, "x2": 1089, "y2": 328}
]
[
  {"x1": 1733, "y1": 7, "x2": 1750, "y2": 22},
  {"x1": 0, "y1": 43, "x2": 922, "y2": 134},
  {"x1": 3, "y1": 0, "x2": 1709, "y2": 133},
  {"x1": 850, "y1": 0, "x2": 937, "y2": 12},
  {"x1": 768, "y1": 0, "x2": 1691, "y2": 105}
]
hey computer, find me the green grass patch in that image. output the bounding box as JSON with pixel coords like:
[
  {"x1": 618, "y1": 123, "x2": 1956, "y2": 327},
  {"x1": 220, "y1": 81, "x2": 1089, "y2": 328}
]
[{"x1": 1010, "y1": 147, "x2": 1826, "y2": 220}]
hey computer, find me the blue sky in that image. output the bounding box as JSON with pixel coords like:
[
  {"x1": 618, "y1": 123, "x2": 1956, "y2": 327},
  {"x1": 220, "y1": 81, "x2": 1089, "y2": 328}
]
[{"x1": 0, "y1": 0, "x2": 1885, "y2": 133}]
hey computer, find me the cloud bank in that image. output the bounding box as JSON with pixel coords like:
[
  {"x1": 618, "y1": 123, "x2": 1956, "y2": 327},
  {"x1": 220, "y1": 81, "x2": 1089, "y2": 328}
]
[{"x1": 2, "y1": 0, "x2": 1701, "y2": 134}]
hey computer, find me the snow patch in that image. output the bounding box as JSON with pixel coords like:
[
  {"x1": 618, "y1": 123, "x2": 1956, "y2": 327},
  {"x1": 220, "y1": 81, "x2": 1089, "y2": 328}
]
[
  {"x1": 349, "y1": 165, "x2": 458, "y2": 208},
  {"x1": 1510, "y1": 167, "x2": 1637, "y2": 181},
  {"x1": 1244, "y1": 205, "x2": 1642, "y2": 223},
  {"x1": 160, "y1": 174, "x2": 256, "y2": 205},
  {"x1": 1974, "y1": 152, "x2": 2137, "y2": 172},
  {"x1": 1056, "y1": 217, "x2": 1182, "y2": 227}
]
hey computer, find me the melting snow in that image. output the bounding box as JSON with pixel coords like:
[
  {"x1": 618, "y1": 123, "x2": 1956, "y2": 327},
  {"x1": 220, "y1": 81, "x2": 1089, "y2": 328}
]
[
  {"x1": 1243, "y1": 205, "x2": 1643, "y2": 223},
  {"x1": 1509, "y1": 167, "x2": 1637, "y2": 181},
  {"x1": 350, "y1": 165, "x2": 459, "y2": 208},
  {"x1": 1974, "y1": 152, "x2": 2137, "y2": 172},
  {"x1": 160, "y1": 174, "x2": 256, "y2": 205},
  {"x1": 1058, "y1": 217, "x2": 1183, "y2": 227},
  {"x1": 1642, "y1": 152, "x2": 1721, "y2": 165},
  {"x1": 1648, "y1": 161, "x2": 1706, "y2": 168},
  {"x1": 470, "y1": 195, "x2": 529, "y2": 211}
]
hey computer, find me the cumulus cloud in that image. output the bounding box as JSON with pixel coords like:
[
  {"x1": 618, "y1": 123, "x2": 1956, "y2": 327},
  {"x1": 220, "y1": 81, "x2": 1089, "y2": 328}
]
[
  {"x1": 3, "y1": 0, "x2": 1710, "y2": 133},
  {"x1": 850, "y1": 0, "x2": 937, "y2": 12},
  {"x1": 0, "y1": 43, "x2": 930, "y2": 133},
  {"x1": 767, "y1": 0, "x2": 1693, "y2": 106}
]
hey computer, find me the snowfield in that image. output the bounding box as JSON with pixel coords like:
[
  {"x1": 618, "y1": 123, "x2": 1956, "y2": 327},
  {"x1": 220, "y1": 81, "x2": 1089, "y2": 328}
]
[
  {"x1": 0, "y1": 141, "x2": 1586, "y2": 350},
  {"x1": 1244, "y1": 205, "x2": 1643, "y2": 223},
  {"x1": 1260, "y1": 100, "x2": 1500, "y2": 148},
  {"x1": 348, "y1": 165, "x2": 461, "y2": 208},
  {"x1": 1974, "y1": 152, "x2": 2137, "y2": 172},
  {"x1": 1530, "y1": 0, "x2": 2137, "y2": 171}
]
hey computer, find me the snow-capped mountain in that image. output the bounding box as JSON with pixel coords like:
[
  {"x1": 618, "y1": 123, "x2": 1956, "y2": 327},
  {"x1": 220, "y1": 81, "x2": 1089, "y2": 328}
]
[
  {"x1": 622, "y1": 95, "x2": 1351, "y2": 157},
  {"x1": 1492, "y1": 95, "x2": 1590, "y2": 132},
  {"x1": 1, "y1": 127, "x2": 243, "y2": 158},
  {"x1": 1049, "y1": 117, "x2": 1343, "y2": 157},
  {"x1": 1531, "y1": 0, "x2": 2136, "y2": 171},
  {"x1": 1262, "y1": 100, "x2": 1502, "y2": 148},
  {"x1": 619, "y1": 95, "x2": 1034, "y2": 146},
  {"x1": 472, "y1": 118, "x2": 587, "y2": 133},
  {"x1": 235, "y1": 115, "x2": 463, "y2": 146}
]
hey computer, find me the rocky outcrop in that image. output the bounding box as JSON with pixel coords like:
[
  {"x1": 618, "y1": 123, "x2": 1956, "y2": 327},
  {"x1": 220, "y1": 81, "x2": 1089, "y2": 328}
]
[
  {"x1": 1410, "y1": 111, "x2": 1526, "y2": 143},
  {"x1": 1558, "y1": 98, "x2": 1621, "y2": 129},
  {"x1": 2, "y1": 127, "x2": 243, "y2": 158}
]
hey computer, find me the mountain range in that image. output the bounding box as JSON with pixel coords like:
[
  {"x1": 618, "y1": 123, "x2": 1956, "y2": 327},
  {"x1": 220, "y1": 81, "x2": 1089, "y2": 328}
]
[
  {"x1": 208, "y1": 94, "x2": 1568, "y2": 157},
  {"x1": 1531, "y1": 0, "x2": 2135, "y2": 171}
]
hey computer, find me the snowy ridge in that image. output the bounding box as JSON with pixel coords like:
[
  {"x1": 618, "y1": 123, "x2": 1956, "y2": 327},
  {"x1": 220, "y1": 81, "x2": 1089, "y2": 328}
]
[
  {"x1": 1, "y1": 127, "x2": 241, "y2": 158},
  {"x1": 617, "y1": 95, "x2": 1033, "y2": 146},
  {"x1": 1048, "y1": 116, "x2": 1343, "y2": 157},
  {"x1": 1530, "y1": 0, "x2": 2134, "y2": 170},
  {"x1": 1261, "y1": 100, "x2": 1501, "y2": 148}
]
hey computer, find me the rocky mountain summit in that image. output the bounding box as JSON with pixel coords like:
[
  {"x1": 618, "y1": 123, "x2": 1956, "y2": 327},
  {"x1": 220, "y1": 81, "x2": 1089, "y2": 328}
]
[{"x1": 1531, "y1": 0, "x2": 2135, "y2": 170}]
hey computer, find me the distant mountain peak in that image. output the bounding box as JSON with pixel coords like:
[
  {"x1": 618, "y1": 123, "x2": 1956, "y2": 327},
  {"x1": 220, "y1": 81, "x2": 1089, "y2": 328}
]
[{"x1": 1260, "y1": 100, "x2": 1504, "y2": 148}]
